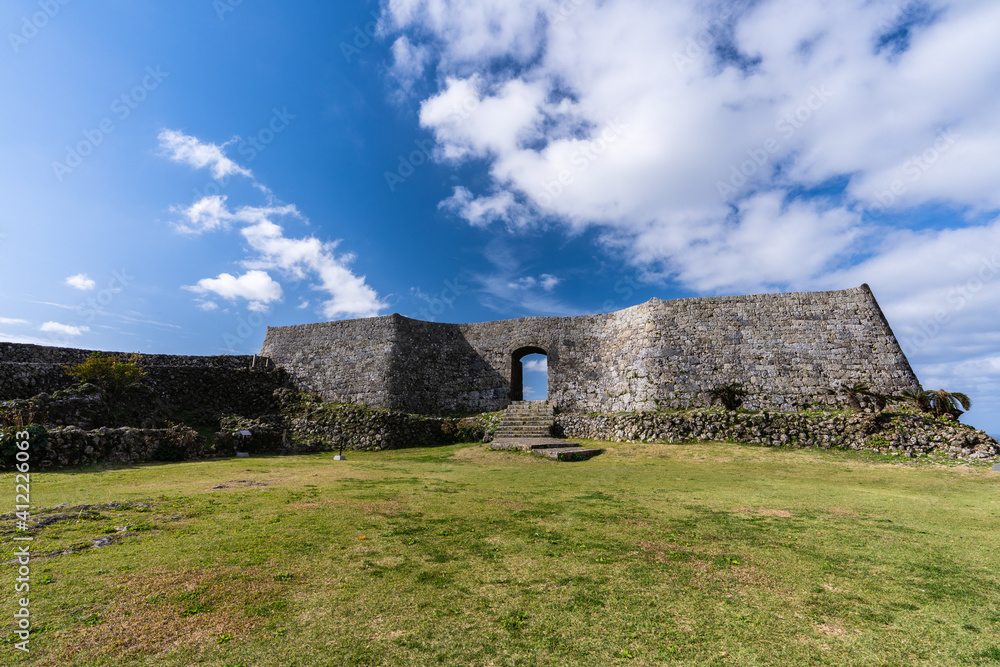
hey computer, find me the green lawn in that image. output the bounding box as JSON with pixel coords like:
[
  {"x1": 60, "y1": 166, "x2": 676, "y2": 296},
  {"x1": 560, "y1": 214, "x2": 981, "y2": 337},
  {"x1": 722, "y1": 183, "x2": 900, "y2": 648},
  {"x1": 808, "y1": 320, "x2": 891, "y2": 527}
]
[{"x1": 3, "y1": 441, "x2": 999, "y2": 666}]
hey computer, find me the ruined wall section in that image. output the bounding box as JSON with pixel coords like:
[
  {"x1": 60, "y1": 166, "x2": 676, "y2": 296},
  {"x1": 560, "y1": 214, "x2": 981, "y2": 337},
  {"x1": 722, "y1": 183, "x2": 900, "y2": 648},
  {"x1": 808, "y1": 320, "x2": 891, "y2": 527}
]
[
  {"x1": 259, "y1": 285, "x2": 920, "y2": 416},
  {"x1": 259, "y1": 316, "x2": 396, "y2": 408},
  {"x1": 386, "y1": 317, "x2": 509, "y2": 414},
  {"x1": 621, "y1": 285, "x2": 920, "y2": 411},
  {"x1": 0, "y1": 343, "x2": 287, "y2": 416}
]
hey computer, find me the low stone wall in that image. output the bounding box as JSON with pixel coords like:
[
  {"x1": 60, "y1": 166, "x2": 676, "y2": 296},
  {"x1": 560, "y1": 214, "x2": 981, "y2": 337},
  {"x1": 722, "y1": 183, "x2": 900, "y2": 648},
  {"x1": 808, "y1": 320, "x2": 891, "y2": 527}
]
[
  {"x1": 0, "y1": 343, "x2": 288, "y2": 420},
  {"x1": 555, "y1": 410, "x2": 999, "y2": 460},
  {"x1": 1, "y1": 425, "x2": 207, "y2": 470},
  {"x1": 216, "y1": 402, "x2": 499, "y2": 454}
]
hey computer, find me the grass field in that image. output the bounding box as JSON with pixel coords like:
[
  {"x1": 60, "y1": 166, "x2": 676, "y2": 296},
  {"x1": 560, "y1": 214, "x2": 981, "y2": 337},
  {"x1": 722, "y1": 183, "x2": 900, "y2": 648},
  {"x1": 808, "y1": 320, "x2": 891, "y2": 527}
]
[{"x1": 2, "y1": 440, "x2": 999, "y2": 666}]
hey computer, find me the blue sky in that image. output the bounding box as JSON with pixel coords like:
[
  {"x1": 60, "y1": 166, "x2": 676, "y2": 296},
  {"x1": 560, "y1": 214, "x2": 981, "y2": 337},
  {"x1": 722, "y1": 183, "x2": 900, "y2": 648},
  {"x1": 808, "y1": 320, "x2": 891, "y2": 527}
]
[{"x1": 2, "y1": 1, "x2": 998, "y2": 435}]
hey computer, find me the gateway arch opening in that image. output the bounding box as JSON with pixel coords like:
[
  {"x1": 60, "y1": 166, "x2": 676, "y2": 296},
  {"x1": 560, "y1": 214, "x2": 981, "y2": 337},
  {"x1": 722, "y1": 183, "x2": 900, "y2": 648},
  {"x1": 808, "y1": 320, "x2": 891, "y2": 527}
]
[{"x1": 511, "y1": 346, "x2": 548, "y2": 402}]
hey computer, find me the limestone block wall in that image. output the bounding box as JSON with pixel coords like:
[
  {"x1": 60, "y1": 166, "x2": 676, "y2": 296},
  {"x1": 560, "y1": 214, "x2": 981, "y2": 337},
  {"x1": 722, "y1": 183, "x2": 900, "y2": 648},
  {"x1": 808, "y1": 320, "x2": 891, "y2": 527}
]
[
  {"x1": 0, "y1": 343, "x2": 287, "y2": 417},
  {"x1": 258, "y1": 316, "x2": 396, "y2": 407},
  {"x1": 260, "y1": 285, "x2": 920, "y2": 416}
]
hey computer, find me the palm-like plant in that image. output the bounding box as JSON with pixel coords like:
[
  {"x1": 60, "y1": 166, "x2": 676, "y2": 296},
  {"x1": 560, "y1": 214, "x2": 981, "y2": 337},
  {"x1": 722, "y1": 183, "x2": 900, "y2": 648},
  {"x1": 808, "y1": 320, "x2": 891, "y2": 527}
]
[
  {"x1": 899, "y1": 387, "x2": 933, "y2": 413},
  {"x1": 828, "y1": 382, "x2": 870, "y2": 412},
  {"x1": 866, "y1": 390, "x2": 893, "y2": 412},
  {"x1": 927, "y1": 389, "x2": 971, "y2": 418}
]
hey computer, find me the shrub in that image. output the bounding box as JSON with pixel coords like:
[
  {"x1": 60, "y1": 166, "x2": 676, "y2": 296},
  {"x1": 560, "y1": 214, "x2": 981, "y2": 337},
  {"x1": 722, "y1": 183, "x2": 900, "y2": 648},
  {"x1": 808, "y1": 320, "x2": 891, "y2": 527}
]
[
  {"x1": 64, "y1": 352, "x2": 146, "y2": 402},
  {"x1": 1, "y1": 424, "x2": 49, "y2": 465}
]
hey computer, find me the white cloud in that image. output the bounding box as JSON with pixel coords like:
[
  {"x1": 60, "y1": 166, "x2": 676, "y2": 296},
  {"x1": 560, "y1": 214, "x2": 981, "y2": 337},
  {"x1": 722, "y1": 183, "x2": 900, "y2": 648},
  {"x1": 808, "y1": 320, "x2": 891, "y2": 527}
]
[
  {"x1": 507, "y1": 273, "x2": 560, "y2": 291},
  {"x1": 65, "y1": 273, "x2": 96, "y2": 290},
  {"x1": 387, "y1": 0, "x2": 1000, "y2": 278},
  {"x1": 174, "y1": 196, "x2": 386, "y2": 319},
  {"x1": 197, "y1": 301, "x2": 219, "y2": 312},
  {"x1": 440, "y1": 186, "x2": 528, "y2": 228},
  {"x1": 523, "y1": 357, "x2": 547, "y2": 372},
  {"x1": 40, "y1": 321, "x2": 89, "y2": 337},
  {"x1": 390, "y1": 36, "x2": 431, "y2": 90},
  {"x1": 172, "y1": 195, "x2": 235, "y2": 235},
  {"x1": 160, "y1": 127, "x2": 387, "y2": 320},
  {"x1": 158, "y1": 129, "x2": 253, "y2": 181},
  {"x1": 813, "y1": 217, "x2": 1000, "y2": 364},
  {"x1": 475, "y1": 239, "x2": 579, "y2": 316},
  {"x1": 0, "y1": 317, "x2": 29, "y2": 325},
  {"x1": 185, "y1": 270, "x2": 283, "y2": 312}
]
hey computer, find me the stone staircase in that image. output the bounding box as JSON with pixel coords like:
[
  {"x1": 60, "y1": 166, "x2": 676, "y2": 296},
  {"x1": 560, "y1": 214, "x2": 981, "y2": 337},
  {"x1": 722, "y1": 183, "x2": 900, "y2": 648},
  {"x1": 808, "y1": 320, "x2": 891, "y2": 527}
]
[
  {"x1": 488, "y1": 400, "x2": 602, "y2": 462},
  {"x1": 495, "y1": 400, "x2": 554, "y2": 438}
]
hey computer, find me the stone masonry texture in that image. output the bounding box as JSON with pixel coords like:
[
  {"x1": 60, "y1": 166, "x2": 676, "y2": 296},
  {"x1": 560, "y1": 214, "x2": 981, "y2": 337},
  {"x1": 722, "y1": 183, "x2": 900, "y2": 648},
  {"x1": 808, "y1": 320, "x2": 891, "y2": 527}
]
[
  {"x1": 260, "y1": 284, "x2": 920, "y2": 415},
  {"x1": 0, "y1": 343, "x2": 288, "y2": 418}
]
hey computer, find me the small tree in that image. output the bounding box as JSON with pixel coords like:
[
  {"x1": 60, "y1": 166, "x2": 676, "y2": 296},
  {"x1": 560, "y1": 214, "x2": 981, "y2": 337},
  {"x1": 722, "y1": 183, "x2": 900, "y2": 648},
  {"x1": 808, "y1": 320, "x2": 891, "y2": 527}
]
[
  {"x1": 927, "y1": 389, "x2": 971, "y2": 419},
  {"x1": 708, "y1": 382, "x2": 747, "y2": 411},
  {"x1": 64, "y1": 352, "x2": 146, "y2": 403}
]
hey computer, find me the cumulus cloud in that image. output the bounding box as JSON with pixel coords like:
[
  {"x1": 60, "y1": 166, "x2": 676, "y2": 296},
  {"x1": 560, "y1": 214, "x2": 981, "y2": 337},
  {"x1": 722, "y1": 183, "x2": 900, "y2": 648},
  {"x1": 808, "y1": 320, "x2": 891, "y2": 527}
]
[
  {"x1": 160, "y1": 126, "x2": 387, "y2": 320},
  {"x1": 172, "y1": 195, "x2": 235, "y2": 235},
  {"x1": 385, "y1": 0, "x2": 1000, "y2": 276},
  {"x1": 175, "y1": 196, "x2": 386, "y2": 319},
  {"x1": 65, "y1": 273, "x2": 96, "y2": 290},
  {"x1": 158, "y1": 129, "x2": 253, "y2": 181},
  {"x1": 185, "y1": 270, "x2": 284, "y2": 312},
  {"x1": 40, "y1": 321, "x2": 88, "y2": 337},
  {"x1": 812, "y1": 216, "x2": 1000, "y2": 364}
]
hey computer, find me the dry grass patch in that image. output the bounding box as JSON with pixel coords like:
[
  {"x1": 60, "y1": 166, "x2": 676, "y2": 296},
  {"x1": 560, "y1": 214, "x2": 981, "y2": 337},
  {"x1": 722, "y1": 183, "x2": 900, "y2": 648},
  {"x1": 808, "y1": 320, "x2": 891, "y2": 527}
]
[
  {"x1": 815, "y1": 621, "x2": 860, "y2": 637},
  {"x1": 450, "y1": 446, "x2": 540, "y2": 465},
  {"x1": 287, "y1": 497, "x2": 402, "y2": 515},
  {"x1": 51, "y1": 566, "x2": 293, "y2": 666},
  {"x1": 735, "y1": 507, "x2": 794, "y2": 517},
  {"x1": 485, "y1": 497, "x2": 534, "y2": 510},
  {"x1": 638, "y1": 539, "x2": 682, "y2": 562}
]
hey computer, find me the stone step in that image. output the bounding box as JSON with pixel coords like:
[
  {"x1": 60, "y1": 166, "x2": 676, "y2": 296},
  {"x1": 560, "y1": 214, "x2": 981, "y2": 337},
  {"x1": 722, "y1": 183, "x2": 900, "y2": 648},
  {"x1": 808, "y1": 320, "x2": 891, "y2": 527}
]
[
  {"x1": 487, "y1": 438, "x2": 603, "y2": 462},
  {"x1": 533, "y1": 447, "x2": 603, "y2": 462},
  {"x1": 488, "y1": 437, "x2": 574, "y2": 452},
  {"x1": 502, "y1": 413, "x2": 553, "y2": 420},
  {"x1": 496, "y1": 401, "x2": 557, "y2": 441},
  {"x1": 498, "y1": 420, "x2": 552, "y2": 427},
  {"x1": 496, "y1": 428, "x2": 551, "y2": 434}
]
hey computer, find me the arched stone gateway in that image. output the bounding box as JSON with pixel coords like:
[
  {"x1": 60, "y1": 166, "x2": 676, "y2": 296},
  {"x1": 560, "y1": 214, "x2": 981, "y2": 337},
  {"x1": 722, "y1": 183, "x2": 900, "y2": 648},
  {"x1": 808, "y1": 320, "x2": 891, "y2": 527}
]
[
  {"x1": 510, "y1": 345, "x2": 547, "y2": 402},
  {"x1": 260, "y1": 285, "x2": 920, "y2": 416}
]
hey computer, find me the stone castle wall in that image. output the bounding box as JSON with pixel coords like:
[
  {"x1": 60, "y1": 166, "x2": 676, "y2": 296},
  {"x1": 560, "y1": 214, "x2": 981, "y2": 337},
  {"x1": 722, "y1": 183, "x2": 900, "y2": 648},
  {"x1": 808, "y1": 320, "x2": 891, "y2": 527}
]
[
  {"x1": 0, "y1": 343, "x2": 287, "y2": 417},
  {"x1": 260, "y1": 285, "x2": 920, "y2": 415}
]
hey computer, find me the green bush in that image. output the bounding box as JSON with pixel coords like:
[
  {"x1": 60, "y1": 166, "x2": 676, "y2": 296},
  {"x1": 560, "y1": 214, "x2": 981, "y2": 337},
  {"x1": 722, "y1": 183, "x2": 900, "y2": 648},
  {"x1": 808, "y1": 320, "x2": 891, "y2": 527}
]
[
  {"x1": 64, "y1": 352, "x2": 145, "y2": 400},
  {"x1": 63, "y1": 352, "x2": 146, "y2": 423},
  {"x1": 1, "y1": 424, "x2": 50, "y2": 464}
]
